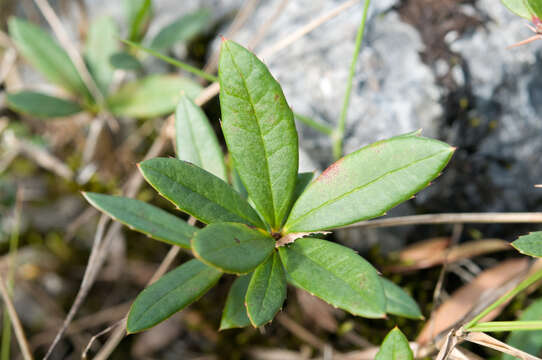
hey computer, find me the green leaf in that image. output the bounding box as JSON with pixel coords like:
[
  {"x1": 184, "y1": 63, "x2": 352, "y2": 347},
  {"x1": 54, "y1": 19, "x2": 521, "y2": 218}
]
[
  {"x1": 150, "y1": 9, "x2": 211, "y2": 50},
  {"x1": 175, "y1": 95, "x2": 226, "y2": 180},
  {"x1": 501, "y1": 0, "x2": 533, "y2": 18},
  {"x1": 83, "y1": 192, "x2": 195, "y2": 248},
  {"x1": 503, "y1": 298, "x2": 542, "y2": 360},
  {"x1": 8, "y1": 18, "x2": 91, "y2": 100},
  {"x1": 219, "y1": 40, "x2": 299, "y2": 229},
  {"x1": 127, "y1": 259, "x2": 221, "y2": 333},
  {"x1": 375, "y1": 328, "x2": 414, "y2": 360},
  {"x1": 220, "y1": 274, "x2": 252, "y2": 330},
  {"x1": 107, "y1": 75, "x2": 201, "y2": 118},
  {"x1": 527, "y1": 0, "x2": 542, "y2": 18},
  {"x1": 284, "y1": 133, "x2": 454, "y2": 232},
  {"x1": 125, "y1": 0, "x2": 152, "y2": 42},
  {"x1": 6, "y1": 91, "x2": 82, "y2": 118},
  {"x1": 246, "y1": 252, "x2": 287, "y2": 326},
  {"x1": 139, "y1": 158, "x2": 264, "y2": 227},
  {"x1": 191, "y1": 222, "x2": 275, "y2": 274},
  {"x1": 512, "y1": 232, "x2": 542, "y2": 258},
  {"x1": 85, "y1": 16, "x2": 118, "y2": 95},
  {"x1": 278, "y1": 237, "x2": 386, "y2": 318},
  {"x1": 110, "y1": 52, "x2": 143, "y2": 70},
  {"x1": 382, "y1": 278, "x2": 423, "y2": 320}
]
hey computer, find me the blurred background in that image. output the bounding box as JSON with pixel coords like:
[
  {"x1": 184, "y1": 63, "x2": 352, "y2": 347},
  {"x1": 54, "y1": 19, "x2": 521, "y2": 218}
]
[{"x1": 0, "y1": 0, "x2": 541, "y2": 359}]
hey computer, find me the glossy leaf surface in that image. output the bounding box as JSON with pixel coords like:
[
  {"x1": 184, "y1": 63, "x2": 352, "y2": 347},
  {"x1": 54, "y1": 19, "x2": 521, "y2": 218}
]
[
  {"x1": 108, "y1": 75, "x2": 201, "y2": 118},
  {"x1": 279, "y1": 238, "x2": 386, "y2": 318},
  {"x1": 7, "y1": 91, "x2": 82, "y2": 118},
  {"x1": 127, "y1": 259, "x2": 221, "y2": 333},
  {"x1": 85, "y1": 16, "x2": 118, "y2": 95},
  {"x1": 246, "y1": 252, "x2": 286, "y2": 326},
  {"x1": 285, "y1": 134, "x2": 454, "y2": 232},
  {"x1": 192, "y1": 222, "x2": 275, "y2": 274},
  {"x1": 219, "y1": 40, "x2": 298, "y2": 229},
  {"x1": 139, "y1": 158, "x2": 264, "y2": 227},
  {"x1": 220, "y1": 275, "x2": 252, "y2": 330},
  {"x1": 382, "y1": 278, "x2": 423, "y2": 319},
  {"x1": 8, "y1": 18, "x2": 91, "y2": 99},
  {"x1": 375, "y1": 328, "x2": 414, "y2": 360},
  {"x1": 83, "y1": 192, "x2": 195, "y2": 248},
  {"x1": 512, "y1": 232, "x2": 542, "y2": 258},
  {"x1": 150, "y1": 9, "x2": 211, "y2": 50},
  {"x1": 175, "y1": 95, "x2": 226, "y2": 180}
]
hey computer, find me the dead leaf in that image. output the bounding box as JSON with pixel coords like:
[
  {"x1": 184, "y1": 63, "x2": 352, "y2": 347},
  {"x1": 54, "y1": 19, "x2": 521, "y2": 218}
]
[
  {"x1": 388, "y1": 238, "x2": 511, "y2": 273},
  {"x1": 417, "y1": 258, "x2": 529, "y2": 344}
]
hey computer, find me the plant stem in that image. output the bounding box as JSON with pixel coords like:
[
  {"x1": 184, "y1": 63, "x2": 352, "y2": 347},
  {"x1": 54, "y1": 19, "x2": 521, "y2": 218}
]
[
  {"x1": 466, "y1": 321, "x2": 542, "y2": 333},
  {"x1": 332, "y1": 0, "x2": 371, "y2": 160},
  {"x1": 465, "y1": 267, "x2": 542, "y2": 329},
  {"x1": 294, "y1": 113, "x2": 334, "y2": 135},
  {"x1": 122, "y1": 39, "x2": 219, "y2": 83},
  {"x1": 1, "y1": 189, "x2": 22, "y2": 360}
]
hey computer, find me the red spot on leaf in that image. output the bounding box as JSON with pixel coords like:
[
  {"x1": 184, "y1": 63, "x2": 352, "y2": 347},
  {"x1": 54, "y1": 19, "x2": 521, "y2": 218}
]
[{"x1": 317, "y1": 158, "x2": 343, "y2": 184}]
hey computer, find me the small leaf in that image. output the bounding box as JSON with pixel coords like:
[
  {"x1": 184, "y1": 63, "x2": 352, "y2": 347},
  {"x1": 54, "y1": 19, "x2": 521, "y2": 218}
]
[
  {"x1": 284, "y1": 133, "x2": 454, "y2": 232},
  {"x1": 382, "y1": 278, "x2": 423, "y2": 320},
  {"x1": 110, "y1": 52, "x2": 143, "y2": 70},
  {"x1": 107, "y1": 75, "x2": 201, "y2": 118},
  {"x1": 175, "y1": 95, "x2": 226, "y2": 180},
  {"x1": 503, "y1": 298, "x2": 542, "y2": 360},
  {"x1": 191, "y1": 222, "x2": 275, "y2": 274},
  {"x1": 127, "y1": 259, "x2": 221, "y2": 333},
  {"x1": 246, "y1": 252, "x2": 287, "y2": 326},
  {"x1": 83, "y1": 192, "x2": 195, "y2": 248},
  {"x1": 512, "y1": 232, "x2": 542, "y2": 258},
  {"x1": 8, "y1": 18, "x2": 91, "y2": 100},
  {"x1": 220, "y1": 274, "x2": 252, "y2": 330},
  {"x1": 150, "y1": 9, "x2": 211, "y2": 50},
  {"x1": 278, "y1": 238, "x2": 386, "y2": 318},
  {"x1": 139, "y1": 158, "x2": 264, "y2": 227},
  {"x1": 219, "y1": 40, "x2": 299, "y2": 229},
  {"x1": 85, "y1": 16, "x2": 118, "y2": 95},
  {"x1": 375, "y1": 328, "x2": 414, "y2": 360},
  {"x1": 501, "y1": 0, "x2": 535, "y2": 18},
  {"x1": 6, "y1": 91, "x2": 82, "y2": 118},
  {"x1": 125, "y1": 0, "x2": 153, "y2": 42}
]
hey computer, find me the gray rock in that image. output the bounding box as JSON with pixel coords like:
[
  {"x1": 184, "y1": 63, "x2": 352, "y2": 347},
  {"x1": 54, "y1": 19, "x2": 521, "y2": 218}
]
[{"x1": 447, "y1": 0, "x2": 542, "y2": 212}]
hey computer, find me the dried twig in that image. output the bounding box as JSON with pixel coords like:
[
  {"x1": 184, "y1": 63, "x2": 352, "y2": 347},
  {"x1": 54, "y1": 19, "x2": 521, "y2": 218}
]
[
  {"x1": 203, "y1": 0, "x2": 261, "y2": 73},
  {"x1": 276, "y1": 313, "x2": 329, "y2": 352},
  {"x1": 342, "y1": 212, "x2": 542, "y2": 229},
  {"x1": 42, "y1": 216, "x2": 109, "y2": 360},
  {"x1": 3, "y1": 131, "x2": 74, "y2": 180},
  {"x1": 460, "y1": 331, "x2": 541, "y2": 360},
  {"x1": 258, "y1": 0, "x2": 360, "y2": 59},
  {"x1": 247, "y1": 0, "x2": 290, "y2": 50},
  {"x1": 0, "y1": 276, "x2": 33, "y2": 360}
]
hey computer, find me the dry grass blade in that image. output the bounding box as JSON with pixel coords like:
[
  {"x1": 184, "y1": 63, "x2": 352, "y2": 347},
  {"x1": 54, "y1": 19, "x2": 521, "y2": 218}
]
[
  {"x1": 247, "y1": 0, "x2": 290, "y2": 50},
  {"x1": 276, "y1": 313, "x2": 330, "y2": 352},
  {"x1": 42, "y1": 216, "x2": 109, "y2": 360},
  {"x1": 343, "y1": 212, "x2": 542, "y2": 229},
  {"x1": 461, "y1": 332, "x2": 542, "y2": 360},
  {"x1": 4, "y1": 131, "x2": 74, "y2": 180},
  {"x1": 0, "y1": 276, "x2": 33, "y2": 360},
  {"x1": 259, "y1": 0, "x2": 360, "y2": 59},
  {"x1": 417, "y1": 258, "x2": 529, "y2": 344},
  {"x1": 32, "y1": 0, "x2": 103, "y2": 106},
  {"x1": 295, "y1": 289, "x2": 338, "y2": 332}
]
